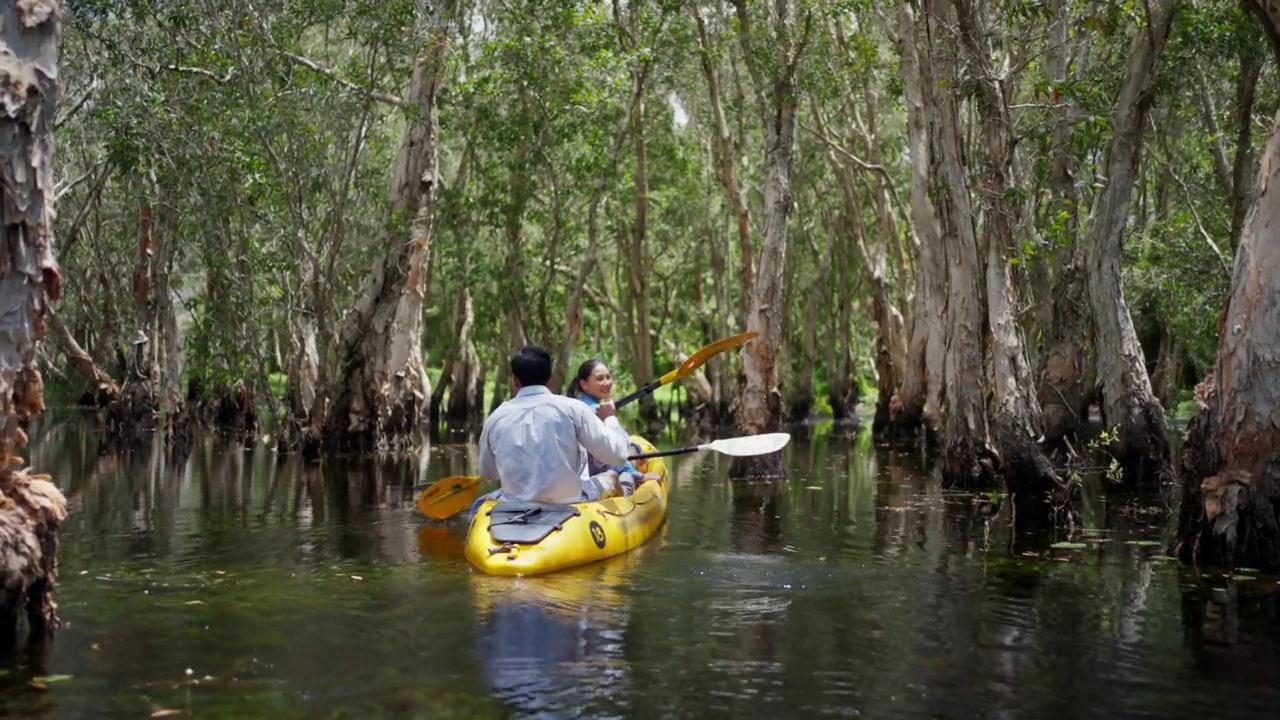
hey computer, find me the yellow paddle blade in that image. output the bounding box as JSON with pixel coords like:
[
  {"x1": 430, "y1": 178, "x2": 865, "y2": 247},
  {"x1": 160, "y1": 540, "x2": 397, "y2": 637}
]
[
  {"x1": 658, "y1": 331, "x2": 760, "y2": 385},
  {"x1": 415, "y1": 475, "x2": 481, "y2": 520}
]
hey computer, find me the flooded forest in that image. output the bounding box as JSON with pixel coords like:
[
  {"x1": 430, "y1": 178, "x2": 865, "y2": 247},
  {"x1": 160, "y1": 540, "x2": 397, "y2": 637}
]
[{"x1": 1, "y1": 0, "x2": 1280, "y2": 715}]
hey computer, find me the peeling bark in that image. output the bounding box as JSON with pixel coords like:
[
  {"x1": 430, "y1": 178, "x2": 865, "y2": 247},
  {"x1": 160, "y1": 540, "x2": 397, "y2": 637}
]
[
  {"x1": 1085, "y1": 0, "x2": 1177, "y2": 486},
  {"x1": 890, "y1": 1, "x2": 945, "y2": 440},
  {"x1": 0, "y1": 0, "x2": 68, "y2": 643},
  {"x1": 1174, "y1": 2, "x2": 1280, "y2": 571},
  {"x1": 928, "y1": 0, "x2": 996, "y2": 487},
  {"x1": 953, "y1": 0, "x2": 1061, "y2": 510},
  {"x1": 730, "y1": 0, "x2": 811, "y2": 478},
  {"x1": 320, "y1": 8, "x2": 449, "y2": 452}
]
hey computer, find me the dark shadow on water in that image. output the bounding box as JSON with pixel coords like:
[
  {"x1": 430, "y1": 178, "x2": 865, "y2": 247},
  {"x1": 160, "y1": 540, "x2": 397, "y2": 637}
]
[{"x1": 5, "y1": 412, "x2": 1280, "y2": 718}]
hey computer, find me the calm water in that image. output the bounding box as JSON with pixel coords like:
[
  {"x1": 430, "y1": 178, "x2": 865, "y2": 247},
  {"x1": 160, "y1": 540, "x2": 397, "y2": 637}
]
[{"x1": 0, "y1": 413, "x2": 1278, "y2": 719}]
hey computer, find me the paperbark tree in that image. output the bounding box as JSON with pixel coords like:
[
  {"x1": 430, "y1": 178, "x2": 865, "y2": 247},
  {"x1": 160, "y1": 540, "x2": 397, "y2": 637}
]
[
  {"x1": 319, "y1": 7, "x2": 450, "y2": 452},
  {"x1": 1085, "y1": 0, "x2": 1178, "y2": 486},
  {"x1": 0, "y1": 0, "x2": 69, "y2": 644},
  {"x1": 730, "y1": 0, "x2": 811, "y2": 478},
  {"x1": 1174, "y1": 0, "x2": 1280, "y2": 573},
  {"x1": 889, "y1": 1, "x2": 945, "y2": 441}
]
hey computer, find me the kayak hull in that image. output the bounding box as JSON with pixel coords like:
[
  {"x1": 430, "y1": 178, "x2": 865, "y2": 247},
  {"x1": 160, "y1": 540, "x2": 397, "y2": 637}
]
[{"x1": 463, "y1": 435, "x2": 670, "y2": 576}]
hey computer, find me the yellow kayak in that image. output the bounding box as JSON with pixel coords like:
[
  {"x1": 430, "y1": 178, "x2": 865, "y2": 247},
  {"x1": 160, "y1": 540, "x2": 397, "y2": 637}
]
[{"x1": 463, "y1": 435, "x2": 670, "y2": 576}]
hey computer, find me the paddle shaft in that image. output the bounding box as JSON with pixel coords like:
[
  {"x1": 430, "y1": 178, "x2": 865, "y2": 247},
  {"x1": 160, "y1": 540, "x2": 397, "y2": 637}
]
[
  {"x1": 628, "y1": 445, "x2": 702, "y2": 461},
  {"x1": 615, "y1": 381, "x2": 661, "y2": 409}
]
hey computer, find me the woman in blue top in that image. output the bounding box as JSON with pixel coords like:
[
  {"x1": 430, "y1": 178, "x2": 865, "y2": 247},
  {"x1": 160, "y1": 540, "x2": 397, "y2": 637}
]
[{"x1": 572, "y1": 358, "x2": 643, "y2": 496}]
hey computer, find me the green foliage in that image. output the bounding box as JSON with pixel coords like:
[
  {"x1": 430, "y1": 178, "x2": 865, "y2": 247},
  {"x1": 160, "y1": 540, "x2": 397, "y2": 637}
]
[{"x1": 46, "y1": 0, "x2": 1250, "y2": 428}]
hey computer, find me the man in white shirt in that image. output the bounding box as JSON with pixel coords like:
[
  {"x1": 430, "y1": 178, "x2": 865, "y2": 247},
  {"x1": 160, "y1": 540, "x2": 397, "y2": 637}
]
[{"x1": 477, "y1": 345, "x2": 632, "y2": 504}]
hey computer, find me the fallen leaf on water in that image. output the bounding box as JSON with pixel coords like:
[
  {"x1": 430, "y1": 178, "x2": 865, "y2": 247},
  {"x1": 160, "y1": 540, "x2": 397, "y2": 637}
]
[
  {"x1": 33, "y1": 675, "x2": 72, "y2": 683},
  {"x1": 804, "y1": 486, "x2": 822, "y2": 490},
  {"x1": 184, "y1": 601, "x2": 205, "y2": 606},
  {"x1": 27, "y1": 681, "x2": 47, "y2": 692},
  {"x1": 151, "y1": 709, "x2": 183, "y2": 718},
  {"x1": 350, "y1": 575, "x2": 364, "y2": 581}
]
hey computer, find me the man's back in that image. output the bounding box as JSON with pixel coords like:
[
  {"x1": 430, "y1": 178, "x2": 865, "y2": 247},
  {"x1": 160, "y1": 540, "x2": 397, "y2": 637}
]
[{"x1": 478, "y1": 385, "x2": 629, "y2": 504}]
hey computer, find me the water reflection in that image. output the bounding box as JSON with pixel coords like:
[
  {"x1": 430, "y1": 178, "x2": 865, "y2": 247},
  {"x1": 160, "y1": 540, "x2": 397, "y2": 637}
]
[
  {"x1": 470, "y1": 539, "x2": 656, "y2": 719},
  {"x1": 1, "y1": 414, "x2": 1279, "y2": 718}
]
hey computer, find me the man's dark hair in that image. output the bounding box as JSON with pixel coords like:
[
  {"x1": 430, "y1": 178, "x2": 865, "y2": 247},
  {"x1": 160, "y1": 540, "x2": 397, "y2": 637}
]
[{"x1": 511, "y1": 345, "x2": 553, "y2": 387}]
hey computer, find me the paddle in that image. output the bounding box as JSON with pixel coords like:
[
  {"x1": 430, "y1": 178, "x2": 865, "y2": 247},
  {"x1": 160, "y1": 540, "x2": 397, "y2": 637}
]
[
  {"x1": 626, "y1": 432, "x2": 792, "y2": 460},
  {"x1": 613, "y1": 330, "x2": 759, "y2": 409},
  {"x1": 413, "y1": 432, "x2": 791, "y2": 520},
  {"x1": 415, "y1": 475, "x2": 481, "y2": 520}
]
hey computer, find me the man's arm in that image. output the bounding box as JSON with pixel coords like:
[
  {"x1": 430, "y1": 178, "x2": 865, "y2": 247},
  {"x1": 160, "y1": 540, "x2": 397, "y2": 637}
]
[
  {"x1": 477, "y1": 420, "x2": 499, "y2": 480},
  {"x1": 572, "y1": 403, "x2": 630, "y2": 465}
]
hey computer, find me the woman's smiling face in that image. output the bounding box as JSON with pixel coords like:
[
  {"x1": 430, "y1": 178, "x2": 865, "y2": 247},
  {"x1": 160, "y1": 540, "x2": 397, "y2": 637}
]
[{"x1": 581, "y1": 363, "x2": 614, "y2": 400}]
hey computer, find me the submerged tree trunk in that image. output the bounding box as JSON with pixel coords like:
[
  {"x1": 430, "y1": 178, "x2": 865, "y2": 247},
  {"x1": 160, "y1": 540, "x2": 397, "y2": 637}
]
[
  {"x1": 1174, "y1": 1, "x2": 1280, "y2": 572},
  {"x1": 1085, "y1": 0, "x2": 1177, "y2": 486},
  {"x1": 1036, "y1": 0, "x2": 1091, "y2": 455},
  {"x1": 953, "y1": 0, "x2": 1061, "y2": 510},
  {"x1": 889, "y1": 1, "x2": 945, "y2": 440},
  {"x1": 446, "y1": 287, "x2": 483, "y2": 427},
  {"x1": 48, "y1": 307, "x2": 119, "y2": 406},
  {"x1": 113, "y1": 199, "x2": 159, "y2": 432},
  {"x1": 319, "y1": 10, "x2": 449, "y2": 452},
  {"x1": 929, "y1": 0, "x2": 996, "y2": 487},
  {"x1": 0, "y1": 0, "x2": 69, "y2": 644},
  {"x1": 730, "y1": 0, "x2": 810, "y2": 478}
]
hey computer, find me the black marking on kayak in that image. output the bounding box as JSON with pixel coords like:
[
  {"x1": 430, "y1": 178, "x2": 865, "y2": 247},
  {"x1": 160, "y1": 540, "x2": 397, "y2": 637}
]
[{"x1": 589, "y1": 520, "x2": 607, "y2": 549}]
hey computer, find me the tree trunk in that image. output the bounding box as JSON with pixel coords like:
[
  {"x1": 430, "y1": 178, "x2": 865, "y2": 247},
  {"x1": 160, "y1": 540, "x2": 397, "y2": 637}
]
[
  {"x1": 446, "y1": 287, "x2": 482, "y2": 428},
  {"x1": 1173, "y1": 0, "x2": 1280, "y2": 573},
  {"x1": 48, "y1": 307, "x2": 119, "y2": 406},
  {"x1": 889, "y1": 1, "x2": 945, "y2": 440},
  {"x1": 789, "y1": 215, "x2": 835, "y2": 420},
  {"x1": 1229, "y1": 43, "x2": 1263, "y2": 252},
  {"x1": 1176, "y1": 113, "x2": 1280, "y2": 571},
  {"x1": 953, "y1": 0, "x2": 1061, "y2": 510},
  {"x1": 428, "y1": 351, "x2": 453, "y2": 428},
  {"x1": 694, "y1": 7, "x2": 755, "y2": 316},
  {"x1": 1036, "y1": 0, "x2": 1092, "y2": 455},
  {"x1": 730, "y1": 0, "x2": 810, "y2": 478},
  {"x1": 553, "y1": 107, "x2": 630, "y2": 390},
  {"x1": 319, "y1": 9, "x2": 449, "y2": 452},
  {"x1": 154, "y1": 210, "x2": 183, "y2": 419},
  {"x1": 626, "y1": 59, "x2": 657, "y2": 425},
  {"x1": 1151, "y1": 321, "x2": 1184, "y2": 411},
  {"x1": 1195, "y1": 38, "x2": 1262, "y2": 252},
  {"x1": 1085, "y1": 0, "x2": 1177, "y2": 486},
  {"x1": 115, "y1": 198, "x2": 159, "y2": 431},
  {"x1": 927, "y1": 0, "x2": 996, "y2": 487},
  {"x1": 0, "y1": 0, "x2": 69, "y2": 644}
]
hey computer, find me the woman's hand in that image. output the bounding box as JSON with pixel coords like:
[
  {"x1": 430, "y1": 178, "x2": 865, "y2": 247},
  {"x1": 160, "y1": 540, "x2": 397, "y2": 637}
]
[{"x1": 595, "y1": 400, "x2": 617, "y2": 421}]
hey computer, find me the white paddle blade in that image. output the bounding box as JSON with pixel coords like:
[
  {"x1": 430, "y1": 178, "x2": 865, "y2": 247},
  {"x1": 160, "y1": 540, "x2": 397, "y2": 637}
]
[{"x1": 706, "y1": 432, "x2": 792, "y2": 457}]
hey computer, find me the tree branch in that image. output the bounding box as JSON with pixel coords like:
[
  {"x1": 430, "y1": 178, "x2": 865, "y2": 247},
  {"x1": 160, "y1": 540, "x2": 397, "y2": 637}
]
[{"x1": 280, "y1": 51, "x2": 410, "y2": 108}]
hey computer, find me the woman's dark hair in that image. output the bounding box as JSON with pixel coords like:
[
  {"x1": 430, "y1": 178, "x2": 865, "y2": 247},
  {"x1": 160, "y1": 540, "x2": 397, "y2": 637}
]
[
  {"x1": 574, "y1": 358, "x2": 604, "y2": 395},
  {"x1": 511, "y1": 345, "x2": 553, "y2": 387}
]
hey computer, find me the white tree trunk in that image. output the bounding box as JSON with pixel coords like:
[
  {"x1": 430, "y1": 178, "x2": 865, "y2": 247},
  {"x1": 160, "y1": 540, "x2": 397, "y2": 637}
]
[{"x1": 1085, "y1": 0, "x2": 1177, "y2": 486}]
